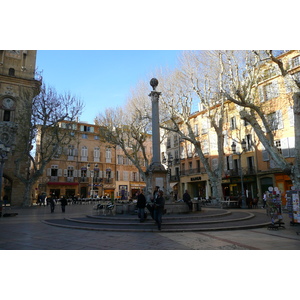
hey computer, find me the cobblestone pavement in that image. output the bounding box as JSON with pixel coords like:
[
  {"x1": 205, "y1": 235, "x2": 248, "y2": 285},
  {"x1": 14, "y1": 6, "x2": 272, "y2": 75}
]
[{"x1": 1, "y1": 204, "x2": 300, "y2": 250}]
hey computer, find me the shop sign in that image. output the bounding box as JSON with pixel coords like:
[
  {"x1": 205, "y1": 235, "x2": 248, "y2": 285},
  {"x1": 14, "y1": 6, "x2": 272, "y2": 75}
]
[{"x1": 191, "y1": 176, "x2": 201, "y2": 181}]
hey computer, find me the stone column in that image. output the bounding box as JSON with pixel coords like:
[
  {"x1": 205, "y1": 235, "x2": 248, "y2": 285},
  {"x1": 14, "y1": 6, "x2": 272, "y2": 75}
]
[{"x1": 146, "y1": 78, "x2": 168, "y2": 201}]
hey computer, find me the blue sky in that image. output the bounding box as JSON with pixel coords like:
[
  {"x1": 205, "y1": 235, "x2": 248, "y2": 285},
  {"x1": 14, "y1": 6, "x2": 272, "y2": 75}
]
[{"x1": 36, "y1": 50, "x2": 182, "y2": 124}]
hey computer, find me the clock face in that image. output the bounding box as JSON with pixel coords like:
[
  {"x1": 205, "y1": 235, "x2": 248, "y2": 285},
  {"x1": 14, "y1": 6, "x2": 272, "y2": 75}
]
[{"x1": 2, "y1": 98, "x2": 14, "y2": 110}]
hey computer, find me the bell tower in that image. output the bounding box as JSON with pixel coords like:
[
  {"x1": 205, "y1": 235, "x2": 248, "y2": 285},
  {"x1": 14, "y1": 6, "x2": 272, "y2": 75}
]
[{"x1": 0, "y1": 50, "x2": 40, "y2": 206}]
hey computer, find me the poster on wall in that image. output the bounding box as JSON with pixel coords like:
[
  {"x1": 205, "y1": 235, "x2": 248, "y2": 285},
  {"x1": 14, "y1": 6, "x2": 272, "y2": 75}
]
[{"x1": 286, "y1": 190, "x2": 300, "y2": 224}]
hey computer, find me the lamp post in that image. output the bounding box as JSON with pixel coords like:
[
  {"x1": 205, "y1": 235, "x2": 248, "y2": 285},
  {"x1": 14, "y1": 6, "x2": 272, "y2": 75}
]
[
  {"x1": 162, "y1": 154, "x2": 173, "y2": 177},
  {"x1": 0, "y1": 143, "x2": 11, "y2": 207},
  {"x1": 87, "y1": 163, "x2": 95, "y2": 198},
  {"x1": 231, "y1": 139, "x2": 247, "y2": 209}
]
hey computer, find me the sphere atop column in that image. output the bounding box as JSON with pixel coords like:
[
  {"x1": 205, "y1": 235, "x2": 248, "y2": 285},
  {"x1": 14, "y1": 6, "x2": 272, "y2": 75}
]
[{"x1": 150, "y1": 78, "x2": 159, "y2": 90}]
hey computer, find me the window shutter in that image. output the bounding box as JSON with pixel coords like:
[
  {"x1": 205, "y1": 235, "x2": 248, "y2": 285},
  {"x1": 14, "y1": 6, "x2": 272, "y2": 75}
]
[
  {"x1": 74, "y1": 169, "x2": 78, "y2": 177},
  {"x1": 281, "y1": 137, "x2": 289, "y2": 157},
  {"x1": 262, "y1": 150, "x2": 269, "y2": 161},
  {"x1": 258, "y1": 85, "x2": 264, "y2": 102},
  {"x1": 276, "y1": 110, "x2": 284, "y2": 129},
  {"x1": 289, "y1": 136, "x2": 295, "y2": 157},
  {"x1": 272, "y1": 80, "x2": 279, "y2": 98},
  {"x1": 63, "y1": 169, "x2": 67, "y2": 177},
  {"x1": 111, "y1": 171, "x2": 114, "y2": 179},
  {"x1": 58, "y1": 169, "x2": 62, "y2": 177},
  {"x1": 47, "y1": 168, "x2": 51, "y2": 176},
  {"x1": 288, "y1": 107, "x2": 294, "y2": 127}
]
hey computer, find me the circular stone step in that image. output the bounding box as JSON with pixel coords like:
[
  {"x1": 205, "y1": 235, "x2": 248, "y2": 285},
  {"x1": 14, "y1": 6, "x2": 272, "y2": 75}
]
[{"x1": 42, "y1": 209, "x2": 271, "y2": 232}]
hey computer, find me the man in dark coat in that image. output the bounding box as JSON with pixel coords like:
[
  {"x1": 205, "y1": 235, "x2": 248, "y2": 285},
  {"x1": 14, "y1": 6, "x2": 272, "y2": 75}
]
[
  {"x1": 183, "y1": 190, "x2": 192, "y2": 211},
  {"x1": 136, "y1": 190, "x2": 146, "y2": 222},
  {"x1": 60, "y1": 196, "x2": 68, "y2": 213},
  {"x1": 153, "y1": 190, "x2": 165, "y2": 230},
  {"x1": 48, "y1": 194, "x2": 55, "y2": 213}
]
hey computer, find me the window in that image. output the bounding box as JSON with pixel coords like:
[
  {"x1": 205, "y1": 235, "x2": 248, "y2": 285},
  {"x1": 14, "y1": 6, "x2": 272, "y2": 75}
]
[
  {"x1": 81, "y1": 146, "x2": 88, "y2": 160},
  {"x1": 194, "y1": 124, "x2": 199, "y2": 136},
  {"x1": 94, "y1": 147, "x2": 100, "y2": 158},
  {"x1": 167, "y1": 137, "x2": 171, "y2": 148},
  {"x1": 68, "y1": 145, "x2": 75, "y2": 156},
  {"x1": 263, "y1": 81, "x2": 279, "y2": 101},
  {"x1": 174, "y1": 135, "x2": 178, "y2": 147},
  {"x1": 201, "y1": 118, "x2": 209, "y2": 134},
  {"x1": 106, "y1": 148, "x2": 112, "y2": 163},
  {"x1": 8, "y1": 68, "x2": 15, "y2": 76},
  {"x1": 82, "y1": 134, "x2": 88, "y2": 139},
  {"x1": 292, "y1": 56, "x2": 300, "y2": 68},
  {"x1": 94, "y1": 135, "x2": 100, "y2": 140},
  {"x1": 3, "y1": 110, "x2": 10, "y2": 121},
  {"x1": 117, "y1": 155, "x2": 123, "y2": 164},
  {"x1": 247, "y1": 157, "x2": 255, "y2": 173},
  {"x1": 230, "y1": 116, "x2": 236, "y2": 130},
  {"x1": 275, "y1": 140, "x2": 282, "y2": 154},
  {"x1": 259, "y1": 80, "x2": 279, "y2": 102},
  {"x1": 51, "y1": 165, "x2": 58, "y2": 176},
  {"x1": 268, "y1": 110, "x2": 284, "y2": 131},
  {"x1": 67, "y1": 166, "x2": 74, "y2": 177},
  {"x1": 132, "y1": 172, "x2": 137, "y2": 181},
  {"x1": 245, "y1": 134, "x2": 252, "y2": 151},
  {"x1": 80, "y1": 125, "x2": 94, "y2": 132}
]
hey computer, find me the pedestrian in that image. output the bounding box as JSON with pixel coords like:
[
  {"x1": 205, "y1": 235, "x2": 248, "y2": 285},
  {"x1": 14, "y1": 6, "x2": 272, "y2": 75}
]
[
  {"x1": 263, "y1": 192, "x2": 267, "y2": 208},
  {"x1": 153, "y1": 190, "x2": 165, "y2": 231},
  {"x1": 136, "y1": 190, "x2": 146, "y2": 222},
  {"x1": 153, "y1": 186, "x2": 159, "y2": 201},
  {"x1": 60, "y1": 195, "x2": 68, "y2": 213},
  {"x1": 48, "y1": 194, "x2": 55, "y2": 213},
  {"x1": 183, "y1": 190, "x2": 192, "y2": 211}
]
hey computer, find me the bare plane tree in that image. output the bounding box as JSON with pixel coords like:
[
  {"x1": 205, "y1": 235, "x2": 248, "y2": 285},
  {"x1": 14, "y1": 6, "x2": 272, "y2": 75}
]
[{"x1": 15, "y1": 83, "x2": 84, "y2": 206}]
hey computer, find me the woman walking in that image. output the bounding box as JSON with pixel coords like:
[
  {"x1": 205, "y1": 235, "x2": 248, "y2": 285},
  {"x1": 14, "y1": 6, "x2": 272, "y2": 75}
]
[{"x1": 153, "y1": 190, "x2": 165, "y2": 231}]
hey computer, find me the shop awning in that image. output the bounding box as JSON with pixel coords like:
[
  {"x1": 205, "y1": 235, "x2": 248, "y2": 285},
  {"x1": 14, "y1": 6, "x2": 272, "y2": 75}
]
[{"x1": 170, "y1": 183, "x2": 178, "y2": 188}]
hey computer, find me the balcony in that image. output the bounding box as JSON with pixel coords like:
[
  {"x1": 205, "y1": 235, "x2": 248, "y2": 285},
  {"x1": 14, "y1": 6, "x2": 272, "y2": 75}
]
[
  {"x1": 50, "y1": 176, "x2": 58, "y2": 182},
  {"x1": 180, "y1": 167, "x2": 206, "y2": 176},
  {"x1": 228, "y1": 167, "x2": 257, "y2": 177},
  {"x1": 170, "y1": 175, "x2": 180, "y2": 182}
]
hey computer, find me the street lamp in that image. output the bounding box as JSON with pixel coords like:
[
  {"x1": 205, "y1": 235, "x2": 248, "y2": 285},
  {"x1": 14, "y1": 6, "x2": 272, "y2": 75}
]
[
  {"x1": 0, "y1": 143, "x2": 11, "y2": 207},
  {"x1": 87, "y1": 163, "x2": 95, "y2": 198},
  {"x1": 163, "y1": 154, "x2": 173, "y2": 169},
  {"x1": 231, "y1": 139, "x2": 247, "y2": 209}
]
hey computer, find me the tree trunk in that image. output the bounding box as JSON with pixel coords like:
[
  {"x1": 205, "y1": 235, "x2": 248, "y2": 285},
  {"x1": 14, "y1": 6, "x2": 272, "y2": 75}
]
[
  {"x1": 22, "y1": 181, "x2": 33, "y2": 207},
  {"x1": 292, "y1": 92, "x2": 300, "y2": 189}
]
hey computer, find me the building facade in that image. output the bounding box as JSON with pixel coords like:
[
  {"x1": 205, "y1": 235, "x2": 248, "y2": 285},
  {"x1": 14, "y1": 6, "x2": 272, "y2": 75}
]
[
  {"x1": 0, "y1": 50, "x2": 40, "y2": 206},
  {"x1": 162, "y1": 50, "x2": 300, "y2": 205},
  {"x1": 35, "y1": 121, "x2": 149, "y2": 202}
]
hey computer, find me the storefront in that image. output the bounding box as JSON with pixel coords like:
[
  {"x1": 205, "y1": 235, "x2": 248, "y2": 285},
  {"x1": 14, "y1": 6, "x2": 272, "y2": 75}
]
[
  {"x1": 275, "y1": 174, "x2": 293, "y2": 205},
  {"x1": 229, "y1": 175, "x2": 257, "y2": 201},
  {"x1": 46, "y1": 182, "x2": 79, "y2": 198},
  {"x1": 181, "y1": 175, "x2": 208, "y2": 199}
]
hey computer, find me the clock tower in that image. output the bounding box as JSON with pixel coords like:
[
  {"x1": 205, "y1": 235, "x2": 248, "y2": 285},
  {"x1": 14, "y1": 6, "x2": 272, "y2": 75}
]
[{"x1": 0, "y1": 50, "x2": 41, "y2": 206}]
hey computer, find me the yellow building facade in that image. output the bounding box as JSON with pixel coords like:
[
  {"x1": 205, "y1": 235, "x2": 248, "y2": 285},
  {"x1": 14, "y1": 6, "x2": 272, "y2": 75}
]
[
  {"x1": 35, "y1": 121, "x2": 149, "y2": 202},
  {"x1": 164, "y1": 50, "x2": 300, "y2": 205}
]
